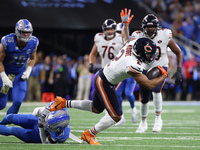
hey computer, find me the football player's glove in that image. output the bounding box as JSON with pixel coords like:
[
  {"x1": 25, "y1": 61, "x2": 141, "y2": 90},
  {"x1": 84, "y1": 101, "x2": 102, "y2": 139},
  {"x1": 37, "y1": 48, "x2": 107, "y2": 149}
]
[
  {"x1": 21, "y1": 66, "x2": 32, "y2": 81},
  {"x1": 157, "y1": 65, "x2": 168, "y2": 77},
  {"x1": 120, "y1": 8, "x2": 134, "y2": 24},
  {"x1": 89, "y1": 63, "x2": 99, "y2": 74},
  {"x1": 172, "y1": 67, "x2": 182, "y2": 85},
  {"x1": 49, "y1": 96, "x2": 66, "y2": 112}
]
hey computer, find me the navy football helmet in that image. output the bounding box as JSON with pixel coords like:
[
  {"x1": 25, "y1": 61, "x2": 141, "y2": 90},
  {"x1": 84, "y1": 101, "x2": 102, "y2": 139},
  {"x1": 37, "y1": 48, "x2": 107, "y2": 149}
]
[
  {"x1": 102, "y1": 19, "x2": 117, "y2": 39},
  {"x1": 141, "y1": 14, "x2": 160, "y2": 38},
  {"x1": 15, "y1": 19, "x2": 33, "y2": 42},
  {"x1": 133, "y1": 37, "x2": 157, "y2": 64}
]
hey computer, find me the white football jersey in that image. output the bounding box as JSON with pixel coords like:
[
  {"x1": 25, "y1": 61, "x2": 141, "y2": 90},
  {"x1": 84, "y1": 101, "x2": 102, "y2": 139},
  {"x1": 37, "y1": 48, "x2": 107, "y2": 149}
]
[
  {"x1": 94, "y1": 33, "x2": 123, "y2": 67},
  {"x1": 131, "y1": 28, "x2": 172, "y2": 70},
  {"x1": 103, "y1": 40, "x2": 143, "y2": 85}
]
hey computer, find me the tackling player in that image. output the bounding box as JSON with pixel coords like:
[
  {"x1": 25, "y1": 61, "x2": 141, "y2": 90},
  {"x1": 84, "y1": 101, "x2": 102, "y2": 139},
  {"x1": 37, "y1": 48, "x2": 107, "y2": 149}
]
[
  {"x1": 43, "y1": 13, "x2": 168, "y2": 144},
  {"x1": 129, "y1": 11, "x2": 183, "y2": 133},
  {"x1": 0, "y1": 19, "x2": 39, "y2": 114}
]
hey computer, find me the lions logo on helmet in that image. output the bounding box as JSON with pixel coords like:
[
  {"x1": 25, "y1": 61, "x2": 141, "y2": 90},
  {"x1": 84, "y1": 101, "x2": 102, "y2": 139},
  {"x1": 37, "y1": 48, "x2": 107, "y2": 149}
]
[
  {"x1": 102, "y1": 19, "x2": 117, "y2": 39},
  {"x1": 141, "y1": 14, "x2": 160, "y2": 38},
  {"x1": 133, "y1": 37, "x2": 157, "y2": 64},
  {"x1": 45, "y1": 109, "x2": 70, "y2": 132},
  {"x1": 15, "y1": 19, "x2": 33, "y2": 42}
]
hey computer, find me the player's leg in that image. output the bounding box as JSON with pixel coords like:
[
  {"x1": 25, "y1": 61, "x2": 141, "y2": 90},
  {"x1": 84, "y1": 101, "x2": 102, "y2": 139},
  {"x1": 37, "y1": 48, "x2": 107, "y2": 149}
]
[
  {"x1": 152, "y1": 67, "x2": 167, "y2": 132},
  {"x1": 136, "y1": 85, "x2": 152, "y2": 133},
  {"x1": 81, "y1": 70, "x2": 121, "y2": 145},
  {"x1": 0, "y1": 114, "x2": 38, "y2": 129},
  {"x1": 115, "y1": 81, "x2": 126, "y2": 126},
  {"x1": 0, "y1": 125, "x2": 41, "y2": 143},
  {"x1": 124, "y1": 77, "x2": 138, "y2": 123},
  {"x1": 7, "y1": 79, "x2": 27, "y2": 114}
]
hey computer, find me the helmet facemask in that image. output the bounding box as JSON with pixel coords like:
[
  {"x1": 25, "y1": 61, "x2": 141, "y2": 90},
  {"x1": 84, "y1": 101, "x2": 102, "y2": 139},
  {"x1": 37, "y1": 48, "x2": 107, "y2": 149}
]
[
  {"x1": 102, "y1": 19, "x2": 117, "y2": 39},
  {"x1": 15, "y1": 19, "x2": 33, "y2": 42}
]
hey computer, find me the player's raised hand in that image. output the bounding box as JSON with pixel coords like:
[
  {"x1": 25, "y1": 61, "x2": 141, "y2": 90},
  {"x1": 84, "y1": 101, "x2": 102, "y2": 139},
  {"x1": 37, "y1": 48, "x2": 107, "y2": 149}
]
[
  {"x1": 120, "y1": 8, "x2": 134, "y2": 24},
  {"x1": 49, "y1": 96, "x2": 66, "y2": 111},
  {"x1": 157, "y1": 65, "x2": 168, "y2": 77}
]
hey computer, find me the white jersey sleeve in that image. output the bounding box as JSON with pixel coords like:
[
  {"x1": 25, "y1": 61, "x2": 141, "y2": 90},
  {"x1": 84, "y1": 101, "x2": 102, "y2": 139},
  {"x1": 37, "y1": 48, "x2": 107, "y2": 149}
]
[{"x1": 103, "y1": 40, "x2": 143, "y2": 85}]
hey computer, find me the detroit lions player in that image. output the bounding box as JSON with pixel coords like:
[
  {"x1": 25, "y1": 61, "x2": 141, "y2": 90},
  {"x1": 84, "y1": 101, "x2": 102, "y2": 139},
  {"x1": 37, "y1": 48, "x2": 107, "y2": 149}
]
[
  {"x1": 0, "y1": 19, "x2": 39, "y2": 114},
  {"x1": 130, "y1": 12, "x2": 183, "y2": 133},
  {"x1": 46, "y1": 31, "x2": 168, "y2": 145},
  {"x1": 0, "y1": 104, "x2": 70, "y2": 143}
]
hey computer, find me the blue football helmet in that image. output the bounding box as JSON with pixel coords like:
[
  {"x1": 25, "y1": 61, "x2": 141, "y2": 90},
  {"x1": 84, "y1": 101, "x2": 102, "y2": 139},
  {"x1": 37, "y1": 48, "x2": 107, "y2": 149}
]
[
  {"x1": 45, "y1": 109, "x2": 70, "y2": 132},
  {"x1": 133, "y1": 37, "x2": 157, "y2": 64},
  {"x1": 15, "y1": 19, "x2": 33, "y2": 42},
  {"x1": 116, "y1": 22, "x2": 123, "y2": 33},
  {"x1": 141, "y1": 14, "x2": 160, "y2": 38}
]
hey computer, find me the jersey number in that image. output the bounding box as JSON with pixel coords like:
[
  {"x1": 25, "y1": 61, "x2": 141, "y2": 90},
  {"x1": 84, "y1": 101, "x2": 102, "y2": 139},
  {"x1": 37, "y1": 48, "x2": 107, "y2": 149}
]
[
  {"x1": 9, "y1": 55, "x2": 27, "y2": 67},
  {"x1": 155, "y1": 46, "x2": 161, "y2": 61},
  {"x1": 102, "y1": 46, "x2": 115, "y2": 59}
]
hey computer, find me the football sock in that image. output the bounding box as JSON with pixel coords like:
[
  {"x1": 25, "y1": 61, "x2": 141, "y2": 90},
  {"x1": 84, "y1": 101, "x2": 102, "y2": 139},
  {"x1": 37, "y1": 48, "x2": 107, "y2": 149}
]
[
  {"x1": 91, "y1": 114, "x2": 116, "y2": 134},
  {"x1": 141, "y1": 102, "x2": 149, "y2": 118},
  {"x1": 67, "y1": 100, "x2": 92, "y2": 112},
  {"x1": 153, "y1": 92, "x2": 162, "y2": 116}
]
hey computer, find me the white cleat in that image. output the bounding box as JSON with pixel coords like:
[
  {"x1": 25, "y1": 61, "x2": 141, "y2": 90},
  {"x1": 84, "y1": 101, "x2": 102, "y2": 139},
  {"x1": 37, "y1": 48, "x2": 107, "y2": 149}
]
[
  {"x1": 152, "y1": 118, "x2": 163, "y2": 132},
  {"x1": 131, "y1": 107, "x2": 138, "y2": 123},
  {"x1": 115, "y1": 114, "x2": 126, "y2": 126},
  {"x1": 136, "y1": 121, "x2": 148, "y2": 133}
]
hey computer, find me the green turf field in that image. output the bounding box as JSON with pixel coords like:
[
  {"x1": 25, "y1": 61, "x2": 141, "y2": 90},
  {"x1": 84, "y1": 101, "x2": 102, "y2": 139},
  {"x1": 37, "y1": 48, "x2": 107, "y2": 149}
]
[{"x1": 0, "y1": 101, "x2": 199, "y2": 150}]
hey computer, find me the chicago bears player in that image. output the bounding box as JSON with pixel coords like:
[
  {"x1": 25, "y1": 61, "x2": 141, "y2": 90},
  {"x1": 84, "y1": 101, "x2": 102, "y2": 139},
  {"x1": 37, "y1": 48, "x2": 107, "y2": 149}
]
[
  {"x1": 89, "y1": 19, "x2": 138, "y2": 126},
  {"x1": 115, "y1": 22, "x2": 138, "y2": 125},
  {"x1": 44, "y1": 35, "x2": 168, "y2": 145},
  {"x1": 0, "y1": 103, "x2": 70, "y2": 143},
  {"x1": 128, "y1": 11, "x2": 183, "y2": 133},
  {"x1": 0, "y1": 19, "x2": 39, "y2": 114}
]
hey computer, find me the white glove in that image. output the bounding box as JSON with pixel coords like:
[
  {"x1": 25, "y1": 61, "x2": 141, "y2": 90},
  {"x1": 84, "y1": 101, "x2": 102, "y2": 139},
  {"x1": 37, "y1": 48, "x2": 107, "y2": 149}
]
[
  {"x1": 21, "y1": 66, "x2": 32, "y2": 81},
  {"x1": 0, "y1": 72, "x2": 13, "y2": 88}
]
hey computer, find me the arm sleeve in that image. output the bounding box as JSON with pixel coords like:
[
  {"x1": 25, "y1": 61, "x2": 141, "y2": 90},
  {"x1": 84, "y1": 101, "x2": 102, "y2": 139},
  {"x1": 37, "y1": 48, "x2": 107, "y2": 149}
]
[
  {"x1": 38, "y1": 127, "x2": 48, "y2": 144},
  {"x1": 32, "y1": 107, "x2": 45, "y2": 117}
]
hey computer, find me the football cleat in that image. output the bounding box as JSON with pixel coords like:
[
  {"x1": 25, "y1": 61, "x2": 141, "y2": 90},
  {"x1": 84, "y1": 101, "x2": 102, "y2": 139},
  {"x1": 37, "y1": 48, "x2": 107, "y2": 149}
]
[
  {"x1": 81, "y1": 130, "x2": 101, "y2": 145},
  {"x1": 136, "y1": 120, "x2": 148, "y2": 133},
  {"x1": 131, "y1": 107, "x2": 138, "y2": 123},
  {"x1": 115, "y1": 114, "x2": 126, "y2": 126},
  {"x1": 49, "y1": 96, "x2": 66, "y2": 112},
  {"x1": 152, "y1": 118, "x2": 162, "y2": 132}
]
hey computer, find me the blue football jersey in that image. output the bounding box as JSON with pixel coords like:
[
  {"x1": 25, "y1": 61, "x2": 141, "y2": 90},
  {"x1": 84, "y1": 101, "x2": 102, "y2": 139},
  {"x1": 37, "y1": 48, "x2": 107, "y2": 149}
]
[{"x1": 1, "y1": 33, "x2": 39, "y2": 75}]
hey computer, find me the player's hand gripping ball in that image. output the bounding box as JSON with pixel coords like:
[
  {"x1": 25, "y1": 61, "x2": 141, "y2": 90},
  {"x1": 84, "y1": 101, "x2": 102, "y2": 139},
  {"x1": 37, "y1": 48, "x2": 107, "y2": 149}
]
[{"x1": 146, "y1": 66, "x2": 161, "y2": 80}]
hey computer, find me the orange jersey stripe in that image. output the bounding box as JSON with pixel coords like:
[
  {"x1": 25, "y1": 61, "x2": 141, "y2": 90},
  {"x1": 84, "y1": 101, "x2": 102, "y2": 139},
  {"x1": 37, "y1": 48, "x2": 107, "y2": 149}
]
[
  {"x1": 128, "y1": 66, "x2": 140, "y2": 73},
  {"x1": 96, "y1": 76, "x2": 118, "y2": 117}
]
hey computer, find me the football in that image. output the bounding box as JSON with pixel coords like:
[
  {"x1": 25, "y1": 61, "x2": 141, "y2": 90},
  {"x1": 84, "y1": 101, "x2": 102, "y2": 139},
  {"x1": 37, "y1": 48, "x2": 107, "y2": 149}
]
[{"x1": 146, "y1": 66, "x2": 161, "y2": 80}]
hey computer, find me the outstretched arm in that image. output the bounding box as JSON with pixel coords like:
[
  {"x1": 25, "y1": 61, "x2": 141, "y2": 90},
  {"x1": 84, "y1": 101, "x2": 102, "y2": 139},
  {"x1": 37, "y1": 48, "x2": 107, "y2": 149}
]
[{"x1": 120, "y1": 8, "x2": 134, "y2": 44}]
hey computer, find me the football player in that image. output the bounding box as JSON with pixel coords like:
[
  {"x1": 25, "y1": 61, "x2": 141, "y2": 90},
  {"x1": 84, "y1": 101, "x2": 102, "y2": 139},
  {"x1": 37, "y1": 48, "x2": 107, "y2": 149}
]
[
  {"x1": 0, "y1": 19, "x2": 39, "y2": 114},
  {"x1": 43, "y1": 16, "x2": 168, "y2": 145},
  {"x1": 89, "y1": 19, "x2": 138, "y2": 126},
  {"x1": 0, "y1": 103, "x2": 70, "y2": 143},
  {"x1": 129, "y1": 11, "x2": 183, "y2": 133},
  {"x1": 115, "y1": 22, "x2": 138, "y2": 125}
]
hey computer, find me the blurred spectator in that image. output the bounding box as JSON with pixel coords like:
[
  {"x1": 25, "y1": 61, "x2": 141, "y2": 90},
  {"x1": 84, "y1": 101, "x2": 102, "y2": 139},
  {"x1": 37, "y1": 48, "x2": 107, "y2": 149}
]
[
  {"x1": 76, "y1": 54, "x2": 93, "y2": 100},
  {"x1": 172, "y1": 13, "x2": 184, "y2": 37},
  {"x1": 182, "y1": 54, "x2": 197, "y2": 101},
  {"x1": 28, "y1": 51, "x2": 45, "y2": 102},
  {"x1": 179, "y1": 17, "x2": 195, "y2": 40},
  {"x1": 42, "y1": 55, "x2": 54, "y2": 93},
  {"x1": 191, "y1": 60, "x2": 200, "y2": 100},
  {"x1": 168, "y1": 0, "x2": 182, "y2": 22},
  {"x1": 53, "y1": 55, "x2": 68, "y2": 98}
]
